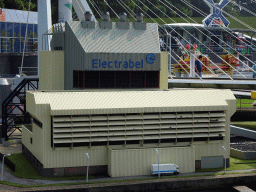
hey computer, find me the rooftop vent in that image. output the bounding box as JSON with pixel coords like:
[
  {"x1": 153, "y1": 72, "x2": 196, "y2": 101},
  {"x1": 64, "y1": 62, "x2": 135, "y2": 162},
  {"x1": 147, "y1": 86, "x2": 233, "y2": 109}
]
[
  {"x1": 136, "y1": 13, "x2": 143, "y2": 22},
  {"x1": 119, "y1": 12, "x2": 127, "y2": 22},
  {"x1": 102, "y1": 12, "x2": 110, "y2": 21},
  {"x1": 84, "y1": 11, "x2": 92, "y2": 21}
]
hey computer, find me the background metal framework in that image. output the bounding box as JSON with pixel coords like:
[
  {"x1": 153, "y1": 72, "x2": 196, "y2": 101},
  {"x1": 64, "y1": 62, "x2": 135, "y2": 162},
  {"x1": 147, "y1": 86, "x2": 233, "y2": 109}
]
[{"x1": 1, "y1": 78, "x2": 39, "y2": 141}]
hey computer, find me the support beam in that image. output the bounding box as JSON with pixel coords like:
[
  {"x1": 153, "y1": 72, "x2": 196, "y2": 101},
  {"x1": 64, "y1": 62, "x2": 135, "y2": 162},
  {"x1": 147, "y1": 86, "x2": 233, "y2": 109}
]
[{"x1": 38, "y1": 0, "x2": 52, "y2": 76}]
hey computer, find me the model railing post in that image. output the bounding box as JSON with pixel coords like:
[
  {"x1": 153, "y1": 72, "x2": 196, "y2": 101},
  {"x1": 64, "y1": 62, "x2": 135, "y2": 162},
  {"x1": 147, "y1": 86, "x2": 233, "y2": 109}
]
[
  {"x1": 222, "y1": 146, "x2": 226, "y2": 173},
  {"x1": 1, "y1": 153, "x2": 11, "y2": 181},
  {"x1": 155, "y1": 149, "x2": 160, "y2": 179},
  {"x1": 169, "y1": 34, "x2": 172, "y2": 76},
  {"x1": 85, "y1": 153, "x2": 89, "y2": 182}
]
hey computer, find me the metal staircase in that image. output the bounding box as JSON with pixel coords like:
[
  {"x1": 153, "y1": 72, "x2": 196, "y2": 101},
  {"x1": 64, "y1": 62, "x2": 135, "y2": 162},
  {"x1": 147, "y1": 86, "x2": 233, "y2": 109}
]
[{"x1": 1, "y1": 78, "x2": 39, "y2": 141}]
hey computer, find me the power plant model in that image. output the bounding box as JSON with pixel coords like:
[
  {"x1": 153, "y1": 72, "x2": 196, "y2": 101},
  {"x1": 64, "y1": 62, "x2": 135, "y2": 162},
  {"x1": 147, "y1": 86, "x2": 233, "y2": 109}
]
[{"x1": 4, "y1": 0, "x2": 237, "y2": 177}]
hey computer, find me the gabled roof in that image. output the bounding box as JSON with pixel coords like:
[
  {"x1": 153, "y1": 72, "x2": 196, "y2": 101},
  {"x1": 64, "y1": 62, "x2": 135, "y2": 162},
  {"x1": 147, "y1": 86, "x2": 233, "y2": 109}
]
[{"x1": 66, "y1": 21, "x2": 160, "y2": 53}]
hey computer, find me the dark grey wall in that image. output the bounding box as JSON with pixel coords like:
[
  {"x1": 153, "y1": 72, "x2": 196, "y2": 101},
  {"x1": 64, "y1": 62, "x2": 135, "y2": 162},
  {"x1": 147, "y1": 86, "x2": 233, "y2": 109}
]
[
  {"x1": 10, "y1": 55, "x2": 38, "y2": 75},
  {"x1": 0, "y1": 55, "x2": 11, "y2": 75},
  {"x1": 0, "y1": 55, "x2": 38, "y2": 76}
]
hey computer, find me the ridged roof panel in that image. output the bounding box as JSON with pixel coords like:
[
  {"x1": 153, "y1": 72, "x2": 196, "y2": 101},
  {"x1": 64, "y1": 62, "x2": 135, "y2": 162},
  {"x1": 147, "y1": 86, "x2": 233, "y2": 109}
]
[
  {"x1": 67, "y1": 21, "x2": 160, "y2": 53},
  {"x1": 28, "y1": 90, "x2": 235, "y2": 115}
]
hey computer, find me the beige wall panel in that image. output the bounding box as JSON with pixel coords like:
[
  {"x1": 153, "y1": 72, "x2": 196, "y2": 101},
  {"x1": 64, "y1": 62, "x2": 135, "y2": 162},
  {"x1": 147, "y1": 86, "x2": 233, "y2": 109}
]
[
  {"x1": 39, "y1": 51, "x2": 64, "y2": 91},
  {"x1": 39, "y1": 51, "x2": 53, "y2": 90},
  {"x1": 194, "y1": 142, "x2": 227, "y2": 160},
  {"x1": 26, "y1": 92, "x2": 36, "y2": 116},
  {"x1": 31, "y1": 124, "x2": 44, "y2": 162},
  {"x1": 52, "y1": 51, "x2": 64, "y2": 90},
  {"x1": 43, "y1": 147, "x2": 108, "y2": 168},
  {"x1": 219, "y1": 89, "x2": 236, "y2": 118},
  {"x1": 22, "y1": 124, "x2": 44, "y2": 163},
  {"x1": 37, "y1": 104, "x2": 51, "y2": 122},
  {"x1": 108, "y1": 146, "x2": 195, "y2": 177},
  {"x1": 22, "y1": 126, "x2": 32, "y2": 150},
  {"x1": 159, "y1": 52, "x2": 168, "y2": 89}
]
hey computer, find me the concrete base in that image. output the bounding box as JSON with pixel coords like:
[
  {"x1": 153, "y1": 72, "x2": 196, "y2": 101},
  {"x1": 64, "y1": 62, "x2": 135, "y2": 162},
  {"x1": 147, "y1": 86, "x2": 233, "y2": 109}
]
[{"x1": 230, "y1": 148, "x2": 256, "y2": 160}]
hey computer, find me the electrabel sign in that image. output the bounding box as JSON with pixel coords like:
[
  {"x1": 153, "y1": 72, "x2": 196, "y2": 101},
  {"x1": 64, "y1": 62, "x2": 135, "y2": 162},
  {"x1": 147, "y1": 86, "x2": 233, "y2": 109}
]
[
  {"x1": 92, "y1": 54, "x2": 156, "y2": 69},
  {"x1": 202, "y1": 0, "x2": 230, "y2": 28}
]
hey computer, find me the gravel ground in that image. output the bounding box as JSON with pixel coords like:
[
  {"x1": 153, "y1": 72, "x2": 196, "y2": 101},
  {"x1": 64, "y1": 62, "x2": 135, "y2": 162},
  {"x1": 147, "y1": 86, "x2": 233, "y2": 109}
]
[{"x1": 230, "y1": 135, "x2": 256, "y2": 152}]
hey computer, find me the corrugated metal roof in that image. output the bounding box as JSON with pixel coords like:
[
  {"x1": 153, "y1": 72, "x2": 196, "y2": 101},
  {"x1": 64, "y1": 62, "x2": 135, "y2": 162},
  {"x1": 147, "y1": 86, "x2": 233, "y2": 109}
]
[
  {"x1": 27, "y1": 89, "x2": 235, "y2": 115},
  {"x1": 3, "y1": 8, "x2": 37, "y2": 24},
  {"x1": 67, "y1": 21, "x2": 160, "y2": 53}
]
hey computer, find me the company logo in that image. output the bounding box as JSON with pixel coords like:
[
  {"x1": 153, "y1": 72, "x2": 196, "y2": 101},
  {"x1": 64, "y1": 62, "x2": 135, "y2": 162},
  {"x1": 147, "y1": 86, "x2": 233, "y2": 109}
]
[
  {"x1": 202, "y1": 0, "x2": 230, "y2": 28},
  {"x1": 146, "y1": 54, "x2": 155, "y2": 64}
]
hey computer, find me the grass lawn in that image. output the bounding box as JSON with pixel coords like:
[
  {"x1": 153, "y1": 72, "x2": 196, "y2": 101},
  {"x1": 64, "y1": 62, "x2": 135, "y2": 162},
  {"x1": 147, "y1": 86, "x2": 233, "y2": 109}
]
[
  {"x1": 6, "y1": 153, "x2": 94, "y2": 180},
  {"x1": 236, "y1": 98, "x2": 255, "y2": 108},
  {"x1": 231, "y1": 121, "x2": 256, "y2": 131},
  {"x1": 196, "y1": 157, "x2": 256, "y2": 172}
]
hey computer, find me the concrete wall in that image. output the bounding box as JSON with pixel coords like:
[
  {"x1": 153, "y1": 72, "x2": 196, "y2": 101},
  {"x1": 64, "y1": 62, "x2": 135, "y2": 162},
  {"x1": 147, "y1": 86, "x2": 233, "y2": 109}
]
[
  {"x1": 39, "y1": 51, "x2": 64, "y2": 90},
  {"x1": 230, "y1": 148, "x2": 256, "y2": 160},
  {"x1": 108, "y1": 146, "x2": 195, "y2": 177}
]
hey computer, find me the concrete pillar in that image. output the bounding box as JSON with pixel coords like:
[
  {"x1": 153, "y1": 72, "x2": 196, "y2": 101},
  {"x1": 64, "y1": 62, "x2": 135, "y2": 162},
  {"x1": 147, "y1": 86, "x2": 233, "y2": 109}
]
[{"x1": 38, "y1": 0, "x2": 52, "y2": 76}]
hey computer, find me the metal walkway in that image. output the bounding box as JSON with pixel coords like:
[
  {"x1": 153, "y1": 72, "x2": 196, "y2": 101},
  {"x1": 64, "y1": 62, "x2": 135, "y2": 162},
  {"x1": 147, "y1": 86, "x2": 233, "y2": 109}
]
[{"x1": 168, "y1": 78, "x2": 256, "y2": 90}]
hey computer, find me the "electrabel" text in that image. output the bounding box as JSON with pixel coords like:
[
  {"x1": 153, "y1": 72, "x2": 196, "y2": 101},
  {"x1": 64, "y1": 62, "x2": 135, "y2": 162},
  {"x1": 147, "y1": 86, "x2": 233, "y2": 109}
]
[{"x1": 92, "y1": 59, "x2": 144, "y2": 69}]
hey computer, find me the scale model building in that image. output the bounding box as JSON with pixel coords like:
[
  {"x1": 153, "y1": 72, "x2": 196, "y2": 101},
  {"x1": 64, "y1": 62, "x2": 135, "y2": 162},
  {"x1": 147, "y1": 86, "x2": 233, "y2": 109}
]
[{"x1": 22, "y1": 15, "x2": 236, "y2": 177}]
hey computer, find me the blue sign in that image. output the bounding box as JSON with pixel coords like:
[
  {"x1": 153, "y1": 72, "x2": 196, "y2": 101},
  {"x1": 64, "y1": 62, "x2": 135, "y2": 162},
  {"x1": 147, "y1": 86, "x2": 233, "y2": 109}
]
[
  {"x1": 146, "y1": 54, "x2": 156, "y2": 64},
  {"x1": 202, "y1": 0, "x2": 230, "y2": 28}
]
